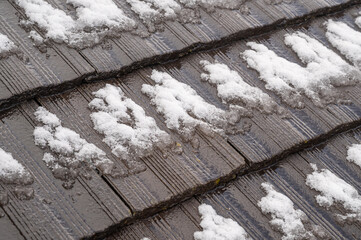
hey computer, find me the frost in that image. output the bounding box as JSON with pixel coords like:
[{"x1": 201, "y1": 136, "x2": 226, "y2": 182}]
[
  {"x1": 243, "y1": 32, "x2": 359, "y2": 108},
  {"x1": 0, "y1": 33, "x2": 16, "y2": 57},
  {"x1": 200, "y1": 60, "x2": 280, "y2": 114},
  {"x1": 306, "y1": 164, "x2": 361, "y2": 222},
  {"x1": 194, "y1": 204, "x2": 249, "y2": 240},
  {"x1": 258, "y1": 182, "x2": 323, "y2": 240},
  {"x1": 34, "y1": 107, "x2": 115, "y2": 189},
  {"x1": 346, "y1": 144, "x2": 361, "y2": 168},
  {"x1": 142, "y1": 70, "x2": 237, "y2": 139},
  {"x1": 89, "y1": 84, "x2": 172, "y2": 169},
  {"x1": 0, "y1": 148, "x2": 33, "y2": 185},
  {"x1": 325, "y1": 20, "x2": 361, "y2": 68},
  {"x1": 15, "y1": 0, "x2": 136, "y2": 48}
]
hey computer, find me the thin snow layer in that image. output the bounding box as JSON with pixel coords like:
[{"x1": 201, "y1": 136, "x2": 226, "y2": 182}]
[
  {"x1": 258, "y1": 183, "x2": 316, "y2": 240},
  {"x1": 306, "y1": 164, "x2": 361, "y2": 222},
  {"x1": 0, "y1": 33, "x2": 16, "y2": 55},
  {"x1": 326, "y1": 20, "x2": 361, "y2": 68},
  {"x1": 16, "y1": 0, "x2": 135, "y2": 48},
  {"x1": 34, "y1": 107, "x2": 114, "y2": 188},
  {"x1": 142, "y1": 70, "x2": 232, "y2": 138},
  {"x1": 346, "y1": 144, "x2": 361, "y2": 168},
  {"x1": 89, "y1": 84, "x2": 172, "y2": 160},
  {"x1": 180, "y1": 0, "x2": 245, "y2": 10},
  {"x1": 200, "y1": 60, "x2": 279, "y2": 114},
  {"x1": 0, "y1": 148, "x2": 33, "y2": 185},
  {"x1": 194, "y1": 204, "x2": 249, "y2": 240},
  {"x1": 243, "y1": 32, "x2": 359, "y2": 108}
]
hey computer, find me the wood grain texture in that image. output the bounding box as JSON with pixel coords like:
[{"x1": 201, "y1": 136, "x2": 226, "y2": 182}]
[
  {"x1": 0, "y1": 103, "x2": 131, "y2": 240},
  {"x1": 0, "y1": 0, "x2": 95, "y2": 110},
  {"x1": 0, "y1": 0, "x2": 358, "y2": 111},
  {"x1": 109, "y1": 126, "x2": 361, "y2": 240},
  {"x1": 0, "y1": 3, "x2": 360, "y2": 239}
]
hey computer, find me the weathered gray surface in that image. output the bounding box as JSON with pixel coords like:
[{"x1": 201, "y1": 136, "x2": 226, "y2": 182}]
[
  {"x1": 0, "y1": 0, "x2": 358, "y2": 111},
  {"x1": 0, "y1": 104, "x2": 132, "y2": 239},
  {"x1": 0, "y1": 0, "x2": 95, "y2": 109},
  {"x1": 109, "y1": 127, "x2": 361, "y2": 240}
]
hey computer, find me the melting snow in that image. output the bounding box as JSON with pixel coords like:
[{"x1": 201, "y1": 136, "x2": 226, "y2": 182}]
[
  {"x1": 243, "y1": 32, "x2": 359, "y2": 108},
  {"x1": 258, "y1": 182, "x2": 321, "y2": 240},
  {"x1": 346, "y1": 144, "x2": 361, "y2": 168},
  {"x1": 306, "y1": 164, "x2": 361, "y2": 222},
  {"x1": 34, "y1": 107, "x2": 115, "y2": 189},
  {"x1": 325, "y1": 20, "x2": 361, "y2": 68},
  {"x1": 0, "y1": 148, "x2": 33, "y2": 185},
  {"x1": 142, "y1": 70, "x2": 235, "y2": 139},
  {"x1": 200, "y1": 60, "x2": 279, "y2": 114},
  {"x1": 16, "y1": 0, "x2": 136, "y2": 48},
  {"x1": 89, "y1": 84, "x2": 172, "y2": 163},
  {"x1": 0, "y1": 33, "x2": 16, "y2": 55},
  {"x1": 194, "y1": 204, "x2": 249, "y2": 240}
]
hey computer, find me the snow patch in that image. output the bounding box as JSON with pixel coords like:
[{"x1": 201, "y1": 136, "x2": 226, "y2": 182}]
[
  {"x1": 142, "y1": 70, "x2": 239, "y2": 139},
  {"x1": 306, "y1": 164, "x2": 361, "y2": 222},
  {"x1": 325, "y1": 20, "x2": 361, "y2": 68},
  {"x1": 356, "y1": 14, "x2": 361, "y2": 28},
  {"x1": 346, "y1": 144, "x2": 361, "y2": 168},
  {"x1": 0, "y1": 33, "x2": 16, "y2": 57},
  {"x1": 89, "y1": 84, "x2": 172, "y2": 170},
  {"x1": 16, "y1": 0, "x2": 136, "y2": 48},
  {"x1": 34, "y1": 107, "x2": 115, "y2": 189},
  {"x1": 0, "y1": 148, "x2": 33, "y2": 185},
  {"x1": 194, "y1": 204, "x2": 249, "y2": 240},
  {"x1": 258, "y1": 182, "x2": 323, "y2": 240},
  {"x1": 243, "y1": 32, "x2": 359, "y2": 108},
  {"x1": 200, "y1": 60, "x2": 280, "y2": 114}
]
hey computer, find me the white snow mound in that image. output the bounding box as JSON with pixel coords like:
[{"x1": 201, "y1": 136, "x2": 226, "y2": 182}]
[{"x1": 194, "y1": 204, "x2": 249, "y2": 240}]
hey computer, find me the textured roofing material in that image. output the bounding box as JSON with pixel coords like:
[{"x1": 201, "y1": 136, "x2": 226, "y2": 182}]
[{"x1": 0, "y1": 0, "x2": 360, "y2": 239}]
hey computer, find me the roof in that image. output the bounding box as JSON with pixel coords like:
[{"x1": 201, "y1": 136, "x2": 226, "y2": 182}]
[{"x1": 0, "y1": 0, "x2": 360, "y2": 239}]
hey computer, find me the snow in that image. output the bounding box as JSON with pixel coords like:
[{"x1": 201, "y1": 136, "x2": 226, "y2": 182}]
[
  {"x1": 180, "y1": 0, "x2": 244, "y2": 10},
  {"x1": 142, "y1": 70, "x2": 230, "y2": 138},
  {"x1": 325, "y1": 20, "x2": 361, "y2": 68},
  {"x1": 67, "y1": 0, "x2": 134, "y2": 28},
  {"x1": 89, "y1": 84, "x2": 172, "y2": 160},
  {"x1": 34, "y1": 107, "x2": 115, "y2": 188},
  {"x1": 200, "y1": 60, "x2": 279, "y2": 114},
  {"x1": 29, "y1": 30, "x2": 44, "y2": 45},
  {"x1": 16, "y1": 0, "x2": 135, "y2": 48},
  {"x1": 16, "y1": 0, "x2": 247, "y2": 46},
  {"x1": 306, "y1": 164, "x2": 361, "y2": 222},
  {"x1": 16, "y1": 0, "x2": 76, "y2": 43},
  {"x1": 147, "y1": 0, "x2": 181, "y2": 18},
  {"x1": 125, "y1": 0, "x2": 181, "y2": 32},
  {"x1": 0, "y1": 148, "x2": 33, "y2": 185},
  {"x1": 0, "y1": 33, "x2": 16, "y2": 54},
  {"x1": 243, "y1": 32, "x2": 358, "y2": 108},
  {"x1": 346, "y1": 144, "x2": 361, "y2": 168},
  {"x1": 194, "y1": 204, "x2": 249, "y2": 240},
  {"x1": 356, "y1": 14, "x2": 361, "y2": 28},
  {"x1": 258, "y1": 183, "x2": 316, "y2": 240},
  {"x1": 126, "y1": 0, "x2": 158, "y2": 23}
]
